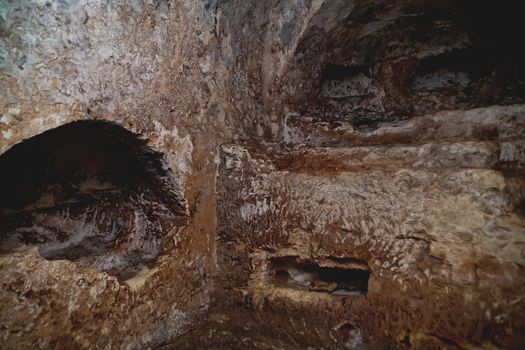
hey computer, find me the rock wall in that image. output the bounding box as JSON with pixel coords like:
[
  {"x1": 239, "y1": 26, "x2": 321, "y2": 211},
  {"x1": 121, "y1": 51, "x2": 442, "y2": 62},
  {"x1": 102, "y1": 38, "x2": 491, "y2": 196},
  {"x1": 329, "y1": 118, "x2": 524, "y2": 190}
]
[
  {"x1": 0, "y1": 0, "x2": 226, "y2": 348},
  {"x1": 1, "y1": 0, "x2": 524, "y2": 349},
  {"x1": 209, "y1": 105, "x2": 525, "y2": 349}
]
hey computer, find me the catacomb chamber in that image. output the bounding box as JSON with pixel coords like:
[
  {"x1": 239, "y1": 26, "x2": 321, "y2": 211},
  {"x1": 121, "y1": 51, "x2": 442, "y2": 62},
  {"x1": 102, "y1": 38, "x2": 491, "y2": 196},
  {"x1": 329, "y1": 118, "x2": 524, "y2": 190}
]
[
  {"x1": 0, "y1": 120, "x2": 187, "y2": 280},
  {"x1": 1, "y1": 0, "x2": 525, "y2": 348}
]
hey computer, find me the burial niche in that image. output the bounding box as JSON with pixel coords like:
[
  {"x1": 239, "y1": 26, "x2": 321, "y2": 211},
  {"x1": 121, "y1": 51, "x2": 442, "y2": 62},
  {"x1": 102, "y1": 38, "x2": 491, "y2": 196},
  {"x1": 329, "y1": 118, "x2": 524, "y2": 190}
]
[
  {"x1": 270, "y1": 256, "x2": 370, "y2": 296},
  {"x1": 0, "y1": 120, "x2": 187, "y2": 280}
]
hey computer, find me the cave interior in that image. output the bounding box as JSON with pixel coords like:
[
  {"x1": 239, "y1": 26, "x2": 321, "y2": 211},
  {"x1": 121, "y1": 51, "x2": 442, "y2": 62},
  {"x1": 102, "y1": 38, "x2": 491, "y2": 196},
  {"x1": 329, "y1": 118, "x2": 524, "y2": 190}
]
[{"x1": 0, "y1": 0, "x2": 524, "y2": 349}]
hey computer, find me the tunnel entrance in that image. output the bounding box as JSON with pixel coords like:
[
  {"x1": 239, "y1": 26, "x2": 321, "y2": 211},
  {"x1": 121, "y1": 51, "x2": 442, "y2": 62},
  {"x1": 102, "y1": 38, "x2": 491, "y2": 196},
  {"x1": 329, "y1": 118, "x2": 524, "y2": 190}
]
[{"x1": 0, "y1": 120, "x2": 187, "y2": 280}]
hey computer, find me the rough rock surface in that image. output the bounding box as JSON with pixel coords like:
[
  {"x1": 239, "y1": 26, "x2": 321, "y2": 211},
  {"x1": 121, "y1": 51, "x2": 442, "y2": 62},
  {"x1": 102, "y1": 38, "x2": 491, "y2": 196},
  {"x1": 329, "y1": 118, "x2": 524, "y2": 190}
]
[
  {"x1": 1, "y1": 0, "x2": 524, "y2": 349},
  {"x1": 208, "y1": 105, "x2": 525, "y2": 349},
  {"x1": 1, "y1": 1, "x2": 223, "y2": 348}
]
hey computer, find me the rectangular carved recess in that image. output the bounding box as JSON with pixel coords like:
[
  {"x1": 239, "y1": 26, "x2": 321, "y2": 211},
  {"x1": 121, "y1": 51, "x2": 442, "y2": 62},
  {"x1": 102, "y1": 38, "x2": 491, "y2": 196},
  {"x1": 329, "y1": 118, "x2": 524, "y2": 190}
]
[{"x1": 269, "y1": 256, "x2": 370, "y2": 296}]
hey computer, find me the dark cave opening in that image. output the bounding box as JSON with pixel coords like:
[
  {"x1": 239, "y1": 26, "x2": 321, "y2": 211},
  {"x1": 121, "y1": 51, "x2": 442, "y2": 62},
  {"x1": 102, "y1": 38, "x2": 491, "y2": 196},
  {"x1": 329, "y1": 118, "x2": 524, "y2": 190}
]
[
  {"x1": 270, "y1": 256, "x2": 370, "y2": 296},
  {"x1": 0, "y1": 120, "x2": 187, "y2": 280},
  {"x1": 295, "y1": 0, "x2": 525, "y2": 129}
]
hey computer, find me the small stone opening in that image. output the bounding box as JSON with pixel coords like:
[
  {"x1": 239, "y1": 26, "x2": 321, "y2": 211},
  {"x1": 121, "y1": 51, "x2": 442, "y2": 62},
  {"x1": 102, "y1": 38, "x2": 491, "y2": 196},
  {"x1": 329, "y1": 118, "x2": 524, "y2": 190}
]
[
  {"x1": 0, "y1": 120, "x2": 187, "y2": 280},
  {"x1": 269, "y1": 256, "x2": 370, "y2": 296}
]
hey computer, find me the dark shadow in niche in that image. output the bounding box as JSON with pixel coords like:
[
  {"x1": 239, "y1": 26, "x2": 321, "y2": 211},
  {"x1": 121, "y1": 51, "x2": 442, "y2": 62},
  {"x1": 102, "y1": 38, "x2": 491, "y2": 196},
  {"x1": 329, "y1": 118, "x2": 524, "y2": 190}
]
[
  {"x1": 0, "y1": 120, "x2": 187, "y2": 281},
  {"x1": 292, "y1": 0, "x2": 525, "y2": 130},
  {"x1": 269, "y1": 256, "x2": 370, "y2": 296},
  {"x1": 410, "y1": 49, "x2": 482, "y2": 92}
]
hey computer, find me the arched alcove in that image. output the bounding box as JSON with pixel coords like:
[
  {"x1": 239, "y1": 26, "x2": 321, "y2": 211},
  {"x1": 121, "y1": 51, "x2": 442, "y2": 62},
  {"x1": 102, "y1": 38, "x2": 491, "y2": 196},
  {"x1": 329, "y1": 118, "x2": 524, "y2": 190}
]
[
  {"x1": 287, "y1": 0, "x2": 525, "y2": 130},
  {"x1": 0, "y1": 120, "x2": 187, "y2": 280}
]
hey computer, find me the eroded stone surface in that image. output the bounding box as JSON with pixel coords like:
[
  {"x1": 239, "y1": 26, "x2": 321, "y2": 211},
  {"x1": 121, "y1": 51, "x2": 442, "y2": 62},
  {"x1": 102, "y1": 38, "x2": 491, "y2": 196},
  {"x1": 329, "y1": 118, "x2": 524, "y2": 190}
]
[
  {"x1": 1, "y1": 0, "x2": 220, "y2": 348},
  {"x1": 1, "y1": 0, "x2": 524, "y2": 349},
  {"x1": 206, "y1": 105, "x2": 525, "y2": 349}
]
